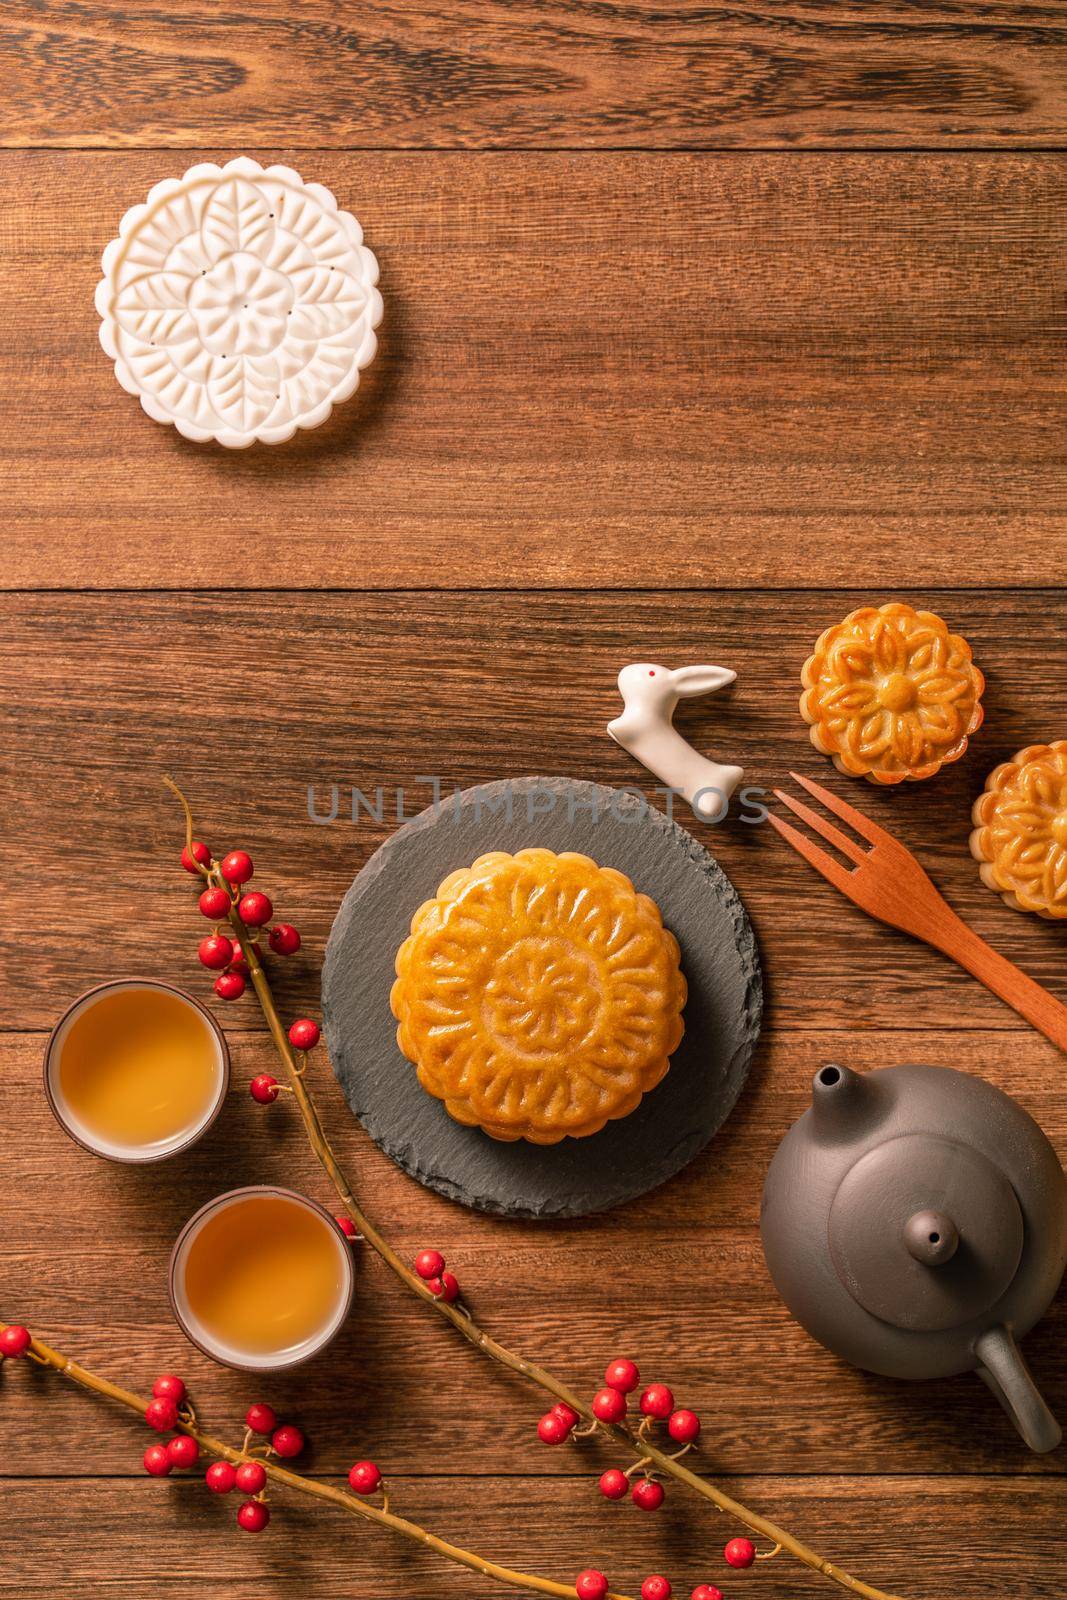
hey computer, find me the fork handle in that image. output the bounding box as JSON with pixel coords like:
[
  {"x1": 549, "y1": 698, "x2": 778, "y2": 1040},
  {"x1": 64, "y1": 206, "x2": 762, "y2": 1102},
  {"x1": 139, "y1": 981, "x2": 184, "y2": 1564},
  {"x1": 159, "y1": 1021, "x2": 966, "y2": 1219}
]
[{"x1": 926, "y1": 912, "x2": 1067, "y2": 1053}]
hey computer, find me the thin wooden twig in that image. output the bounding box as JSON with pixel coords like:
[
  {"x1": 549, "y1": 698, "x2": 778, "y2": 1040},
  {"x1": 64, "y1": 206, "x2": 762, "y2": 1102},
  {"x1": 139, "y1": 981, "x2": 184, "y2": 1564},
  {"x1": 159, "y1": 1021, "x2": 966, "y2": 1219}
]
[
  {"x1": 1, "y1": 1323, "x2": 634, "y2": 1600},
  {"x1": 166, "y1": 779, "x2": 907, "y2": 1600}
]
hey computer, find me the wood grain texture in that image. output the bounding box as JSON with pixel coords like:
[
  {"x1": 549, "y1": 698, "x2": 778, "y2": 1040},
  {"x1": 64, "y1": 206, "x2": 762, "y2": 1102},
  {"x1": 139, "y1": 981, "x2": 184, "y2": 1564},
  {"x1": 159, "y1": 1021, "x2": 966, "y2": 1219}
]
[
  {"x1": 5, "y1": 1, "x2": 1067, "y2": 150},
  {"x1": 4, "y1": 15, "x2": 1067, "y2": 1585},
  {"x1": 768, "y1": 772, "x2": 1067, "y2": 1051},
  {"x1": 3, "y1": 586, "x2": 1065, "y2": 1598},
  {"x1": 3, "y1": 1025, "x2": 1065, "y2": 1481},
  {"x1": 3, "y1": 1476, "x2": 1064, "y2": 1599},
  {"x1": 4, "y1": 153, "x2": 1066, "y2": 590},
  {"x1": 2, "y1": 589, "x2": 1063, "y2": 1033}
]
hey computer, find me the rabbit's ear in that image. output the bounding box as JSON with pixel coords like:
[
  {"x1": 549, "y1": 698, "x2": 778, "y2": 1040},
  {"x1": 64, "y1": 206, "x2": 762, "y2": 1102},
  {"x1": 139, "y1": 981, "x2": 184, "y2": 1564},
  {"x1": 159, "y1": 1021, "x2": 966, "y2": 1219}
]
[{"x1": 670, "y1": 665, "x2": 736, "y2": 697}]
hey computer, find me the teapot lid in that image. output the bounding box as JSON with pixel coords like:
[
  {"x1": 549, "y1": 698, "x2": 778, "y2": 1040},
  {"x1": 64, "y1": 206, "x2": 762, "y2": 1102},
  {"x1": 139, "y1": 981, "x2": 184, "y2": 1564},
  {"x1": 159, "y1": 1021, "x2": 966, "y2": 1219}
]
[{"x1": 828, "y1": 1133, "x2": 1023, "y2": 1332}]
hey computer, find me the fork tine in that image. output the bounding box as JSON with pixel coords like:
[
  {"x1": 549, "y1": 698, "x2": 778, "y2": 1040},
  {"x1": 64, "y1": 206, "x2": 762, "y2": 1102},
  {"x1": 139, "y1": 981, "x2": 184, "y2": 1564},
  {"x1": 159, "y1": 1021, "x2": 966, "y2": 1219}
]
[
  {"x1": 788, "y1": 770, "x2": 893, "y2": 848},
  {"x1": 773, "y1": 788, "x2": 868, "y2": 866},
  {"x1": 766, "y1": 811, "x2": 858, "y2": 895}
]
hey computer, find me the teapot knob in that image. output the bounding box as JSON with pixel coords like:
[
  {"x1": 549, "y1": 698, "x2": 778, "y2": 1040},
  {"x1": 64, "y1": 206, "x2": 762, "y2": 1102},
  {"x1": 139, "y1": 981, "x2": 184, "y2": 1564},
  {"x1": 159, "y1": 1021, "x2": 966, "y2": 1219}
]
[
  {"x1": 827, "y1": 1134, "x2": 1024, "y2": 1333},
  {"x1": 903, "y1": 1210, "x2": 959, "y2": 1266}
]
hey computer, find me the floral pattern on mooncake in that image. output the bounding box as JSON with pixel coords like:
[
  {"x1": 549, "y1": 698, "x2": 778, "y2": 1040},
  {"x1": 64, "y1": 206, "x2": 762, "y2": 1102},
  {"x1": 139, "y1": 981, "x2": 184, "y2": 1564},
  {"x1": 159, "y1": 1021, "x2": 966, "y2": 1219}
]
[
  {"x1": 390, "y1": 849, "x2": 687, "y2": 1144},
  {"x1": 800, "y1": 602, "x2": 984, "y2": 784},
  {"x1": 970, "y1": 742, "x2": 1067, "y2": 920}
]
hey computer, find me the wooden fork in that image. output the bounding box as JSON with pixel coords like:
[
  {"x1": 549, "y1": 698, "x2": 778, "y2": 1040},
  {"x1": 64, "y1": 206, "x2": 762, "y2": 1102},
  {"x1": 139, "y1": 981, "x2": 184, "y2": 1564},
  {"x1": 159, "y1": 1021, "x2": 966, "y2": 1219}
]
[{"x1": 768, "y1": 770, "x2": 1067, "y2": 1054}]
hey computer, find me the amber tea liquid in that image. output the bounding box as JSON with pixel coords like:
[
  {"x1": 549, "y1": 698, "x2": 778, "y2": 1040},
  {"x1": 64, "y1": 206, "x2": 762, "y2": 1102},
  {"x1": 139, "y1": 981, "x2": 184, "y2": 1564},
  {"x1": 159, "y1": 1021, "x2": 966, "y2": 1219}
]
[
  {"x1": 174, "y1": 1191, "x2": 352, "y2": 1368},
  {"x1": 51, "y1": 983, "x2": 225, "y2": 1159}
]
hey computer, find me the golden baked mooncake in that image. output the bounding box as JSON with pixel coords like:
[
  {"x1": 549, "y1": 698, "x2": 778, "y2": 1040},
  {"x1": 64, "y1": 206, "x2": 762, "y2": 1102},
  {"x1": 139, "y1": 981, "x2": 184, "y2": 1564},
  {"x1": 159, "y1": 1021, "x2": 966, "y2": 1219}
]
[
  {"x1": 800, "y1": 602, "x2": 984, "y2": 784},
  {"x1": 390, "y1": 849, "x2": 686, "y2": 1143},
  {"x1": 970, "y1": 742, "x2": 1067, "y2": 920}
]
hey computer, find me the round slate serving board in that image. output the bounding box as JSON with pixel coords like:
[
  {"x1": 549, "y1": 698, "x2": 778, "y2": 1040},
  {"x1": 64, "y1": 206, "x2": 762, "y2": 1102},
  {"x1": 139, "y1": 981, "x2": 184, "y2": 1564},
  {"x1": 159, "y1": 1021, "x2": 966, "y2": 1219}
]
[{"x1": 322, "y1": 777, "x2": 762, "y2": 1218}]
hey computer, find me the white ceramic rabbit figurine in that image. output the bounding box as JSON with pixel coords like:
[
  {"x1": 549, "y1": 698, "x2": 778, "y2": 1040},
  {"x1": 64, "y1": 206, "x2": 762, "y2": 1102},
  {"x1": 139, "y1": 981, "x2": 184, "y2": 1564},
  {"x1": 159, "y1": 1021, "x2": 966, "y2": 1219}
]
[{"x1": 607, "y1": 663, "x2": 743, "y2": 821}]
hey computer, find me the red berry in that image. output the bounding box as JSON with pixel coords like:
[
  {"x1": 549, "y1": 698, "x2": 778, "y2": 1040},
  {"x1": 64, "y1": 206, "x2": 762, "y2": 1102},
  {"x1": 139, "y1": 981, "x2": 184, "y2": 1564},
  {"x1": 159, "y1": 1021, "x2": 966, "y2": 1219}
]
[
  {"x1": 576, "y1": 1572, "x2": 609, "y2": 1600},
  {"x1": 238, "y1": 891, "x2": 273, "y2": 927},
  {"x1": 348, "y1": 1460, "x2": 382, "y2": 1495},
  {"x1": 591, "y1": 1387, "x2": 627, "y2": 1424},
  {"x1": 270, "y1": 1424, "x2": 304, "y2": 1459},
  {"x1": 598, "y1": 1469, "x2": 628, "y2": 1501},
  {"x1": 166, "y1": 1435, "x2": 200, "y2": 1469},
  {"x1": 691, "y1": 1588, "x2": 724, "y2": 1600},
  {"x1": 143, "y1": 1443, "x2": 172, "y2": 1477},
  {"x1": 198, "y1": 934, "x2": 234, "y2": 970},
  {"x1": 198, "y1": 886, "x2": 231, "y2": 919},
  {"x1": 632, "y1": 1478, "x2": 665, "y2": 1512},
  {"x1": 215, "y1": 970, "x2": 246, "y2": 1001},
  {"x1": 245, "y1": 1403, "x2": 277, "y2": 1436},
  {"x1": 268, "y1": 923, "x2": 301, "y2": 955},
  {"x1": 235, "y1": 1461, "x2": 267, "y2": 1495},
  {"x1": 181, "y1": 842, "x2": 211, "y2": 874},
  {"x1": 639, "y1": 1383, "x2": 674, "y2": 1420},
  {"x1": 642, "y1": 1579, "x2": 672, "y2": 1600},
  {"x1": 205, "y1": 1461, "x2": 237, "y2": 1494},
  {"x1": 667, "y1": 1408, "x2": 700, "y2": 1444},
  {"x1": 287, "y1": 1018, "x2": 320, "y2": 1051},
  {"x1": 336, "y1": 1215, "x2": 358, "y2": 1238},
  {"x1": 551, "y1": 1402, "x2": 580, "y2": 1430},
  {"x1": 221, "y1": 851, "x2": 254, "y2": 886},
  {"x1": 604, "y1": 1357, "x2": 640, "y2": 1394},
  {"x1": 724, "y1": 1539, "x2": 755, "y2": 1570},
  {"x1": 237, "y1": 1499, "x2": 270, "y2": 1532},
  {"x1": 414, "y1": 1249, "x2": 445, "y2": 1280},
  {"x1": 152, "y1": 1374, "x2": 186, "y2": 1403},
  {"x1": 428, "y1": 1271, "x2": 460, "y2": 1303},
  {"x1": 537, "y1": 1411, "x2": 571, "y2": 1444},
  {"x1": 0, "y1": 1326, "x2": 31, "y2": 1358},
  {"x1": 249, "y1": 1074, "x2": 280, "y2": 1105},
  {"x1": 145, "y1": 1397, "x2": 179, "y2": 1432},
  {"x1": 229, "y1": 939, "x2": 261, "y2": 976}
]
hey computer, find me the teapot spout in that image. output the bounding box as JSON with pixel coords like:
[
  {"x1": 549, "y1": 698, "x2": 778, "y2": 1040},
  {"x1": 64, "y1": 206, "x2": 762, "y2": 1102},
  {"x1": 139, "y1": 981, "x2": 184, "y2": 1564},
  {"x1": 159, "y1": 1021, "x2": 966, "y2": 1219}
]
[{"x1": 811, "y1": 1063, "x2": 883, "y2": 1140}]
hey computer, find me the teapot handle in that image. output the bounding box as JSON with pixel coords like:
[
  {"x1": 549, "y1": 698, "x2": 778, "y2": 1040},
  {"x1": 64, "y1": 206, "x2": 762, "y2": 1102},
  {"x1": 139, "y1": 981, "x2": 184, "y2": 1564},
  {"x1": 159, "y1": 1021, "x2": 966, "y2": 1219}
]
[{"x1": 974, "y1": 1325, "x2": 1061, "y2": 1453}]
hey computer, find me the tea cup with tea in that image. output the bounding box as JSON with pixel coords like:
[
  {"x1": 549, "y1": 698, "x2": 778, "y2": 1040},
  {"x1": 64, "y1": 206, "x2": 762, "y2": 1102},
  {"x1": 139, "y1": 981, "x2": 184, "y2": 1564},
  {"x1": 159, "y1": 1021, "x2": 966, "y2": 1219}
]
[{"x1": 45, "y1": 979, "x2": 230, "y2": 1163}]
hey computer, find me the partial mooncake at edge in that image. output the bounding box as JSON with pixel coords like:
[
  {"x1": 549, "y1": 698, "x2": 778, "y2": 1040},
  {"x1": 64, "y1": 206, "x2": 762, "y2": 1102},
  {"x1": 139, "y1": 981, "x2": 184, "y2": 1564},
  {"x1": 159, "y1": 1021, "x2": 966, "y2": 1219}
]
[{"x1": 970, "y1": 742, "x2": 1067, "y2": 920}]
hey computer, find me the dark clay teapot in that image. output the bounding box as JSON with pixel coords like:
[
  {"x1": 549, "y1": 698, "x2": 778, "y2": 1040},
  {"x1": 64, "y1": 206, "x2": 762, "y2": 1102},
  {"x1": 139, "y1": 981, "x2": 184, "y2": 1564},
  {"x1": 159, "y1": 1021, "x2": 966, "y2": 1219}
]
[{"x1": 761, "y1": 1063, "x2": 1067, "y2": 1452}]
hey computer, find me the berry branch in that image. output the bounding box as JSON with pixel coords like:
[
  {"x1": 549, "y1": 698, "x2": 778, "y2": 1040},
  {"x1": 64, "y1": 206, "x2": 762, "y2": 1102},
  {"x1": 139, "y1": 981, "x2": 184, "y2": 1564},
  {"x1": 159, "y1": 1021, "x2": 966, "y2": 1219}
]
[
  {"x1": 0, "y1": 1322, "x2": 634, "y2": 1600},
  {"x1": 164, "y1": 779, "x2": 905, "y2": 1600}
]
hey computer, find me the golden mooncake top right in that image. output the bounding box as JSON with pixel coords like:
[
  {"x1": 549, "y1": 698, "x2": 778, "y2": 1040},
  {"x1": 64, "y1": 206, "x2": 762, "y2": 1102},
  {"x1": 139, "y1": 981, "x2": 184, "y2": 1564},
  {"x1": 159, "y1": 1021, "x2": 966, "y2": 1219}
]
[
  {"x1": 970, "y1": 742, "x2": 1067, "y2": 920},
  {"x1": 800, "y1": 602, "x2": 984, "y2": 784}
]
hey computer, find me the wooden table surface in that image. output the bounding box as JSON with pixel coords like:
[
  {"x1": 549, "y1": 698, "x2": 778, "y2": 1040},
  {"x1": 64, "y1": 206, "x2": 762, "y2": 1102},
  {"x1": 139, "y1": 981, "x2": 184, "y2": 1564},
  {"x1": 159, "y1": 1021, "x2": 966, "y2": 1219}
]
[{"x1": 2, "y1": 7, "x2": 1065, "y2": 1598}]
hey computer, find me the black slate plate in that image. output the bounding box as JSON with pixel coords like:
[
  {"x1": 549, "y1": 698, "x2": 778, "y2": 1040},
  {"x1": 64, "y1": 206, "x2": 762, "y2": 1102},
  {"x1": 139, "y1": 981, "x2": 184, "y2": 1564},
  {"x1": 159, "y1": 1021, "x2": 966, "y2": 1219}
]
[{"x1": 322, "y1": 777, "x2": 762, "y2": 1218}]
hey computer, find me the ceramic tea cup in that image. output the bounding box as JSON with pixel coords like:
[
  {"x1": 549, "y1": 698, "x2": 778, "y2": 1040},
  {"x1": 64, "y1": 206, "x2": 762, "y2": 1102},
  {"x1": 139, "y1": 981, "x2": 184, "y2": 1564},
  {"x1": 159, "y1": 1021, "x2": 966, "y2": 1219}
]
[
  {"x1": 169, "y1": 1187, "x2": 356, "y2": 1372},
  {"x1": 44, "y1": 979, "x2": 230, "y2": 1163}
]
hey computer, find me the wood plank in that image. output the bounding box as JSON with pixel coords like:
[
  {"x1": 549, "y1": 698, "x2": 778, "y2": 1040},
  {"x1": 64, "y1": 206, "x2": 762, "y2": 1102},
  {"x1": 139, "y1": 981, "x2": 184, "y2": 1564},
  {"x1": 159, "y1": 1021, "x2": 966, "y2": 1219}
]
[
  {"x1": 5, "y1": 2, "x2": 1067, "y2": 150},
  {"x1": 2, "y1": 589, "x2": 1063, "y2": 1032},
  {"x1": 3, "y1": 153, "x2": 1065, "y2": 590},
  {"x1": 3, "y1": 1022, "x2": 1064, "y2": 1478},
  {"x1": 0, "y1": 1475, "x2": 1064, "y2": 1599}
]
